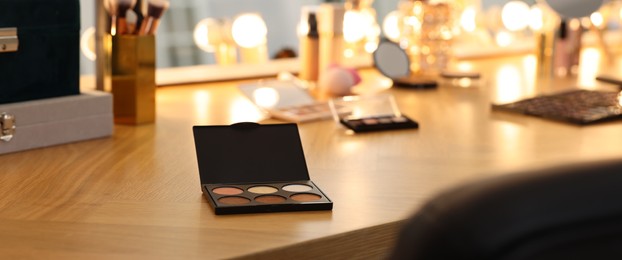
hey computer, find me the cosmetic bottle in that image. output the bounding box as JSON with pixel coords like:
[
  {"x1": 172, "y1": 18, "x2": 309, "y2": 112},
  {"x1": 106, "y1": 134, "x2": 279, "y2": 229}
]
[
  {"x1": 397, "y1": 0, "x2": 423, "y2": 74},
  {"x1": 318, "y1": 3, "x2": 346, "y2": 77},
  {"x1": 553, "y1": 19, "x2": 582, "y2": 77},
  {"x1": 419, "y1": 0, "x2": 453, "y2": 75},
  {"x1": 299, "y1": 7, "x2": 320, "y2": 82},
  {"x1": 399, "y1": 0, "x2": 454, "y2": 76}
]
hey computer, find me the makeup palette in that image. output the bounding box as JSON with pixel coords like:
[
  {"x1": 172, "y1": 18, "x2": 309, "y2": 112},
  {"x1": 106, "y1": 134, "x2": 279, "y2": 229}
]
[
  {"x1": 238, "y1": 79, "x2": 348, "y2": 122},
  {"x1": 193, "y1": 122, "x2": 332, "y2": 215},
  {"x1": 329, "y1": 94, "x2": 419, "y2": 133}
]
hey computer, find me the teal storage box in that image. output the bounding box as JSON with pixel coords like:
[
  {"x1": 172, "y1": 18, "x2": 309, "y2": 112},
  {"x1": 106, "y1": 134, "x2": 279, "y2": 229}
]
[{"x1": 0, "y1": 0, "x2": 80, "y2": 104}]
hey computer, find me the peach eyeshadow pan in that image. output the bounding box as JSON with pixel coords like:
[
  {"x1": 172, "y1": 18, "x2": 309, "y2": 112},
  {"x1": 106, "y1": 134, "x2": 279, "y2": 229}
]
[{"x1": 248, "y1": 186, "x2": 278, "y2": 194}]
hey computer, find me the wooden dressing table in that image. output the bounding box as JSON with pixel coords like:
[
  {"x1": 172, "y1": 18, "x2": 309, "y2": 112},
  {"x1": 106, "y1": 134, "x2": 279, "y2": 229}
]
[{"x1": 1, "y1": 48, "x2": 622, "y2": 259}]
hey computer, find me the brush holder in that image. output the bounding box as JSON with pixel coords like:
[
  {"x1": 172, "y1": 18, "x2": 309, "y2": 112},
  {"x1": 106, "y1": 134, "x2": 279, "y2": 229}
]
[{"x1": 108, "y1": 34, "x2": 156, "y2": 125}]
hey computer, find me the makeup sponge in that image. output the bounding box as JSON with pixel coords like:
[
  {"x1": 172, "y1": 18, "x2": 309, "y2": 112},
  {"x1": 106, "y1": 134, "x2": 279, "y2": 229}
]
[{"x1": 318, "y1": 65, "x2": 362, "y2": 96}]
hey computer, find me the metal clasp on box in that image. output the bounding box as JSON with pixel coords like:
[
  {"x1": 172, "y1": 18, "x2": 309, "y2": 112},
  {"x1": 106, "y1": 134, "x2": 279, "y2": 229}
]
[
  {"x1": 0, "y1": 113, "x2": 15, "y2": 142},
  {"x1": 0, "y1": 28, "x2": 18, "y2": 53}
]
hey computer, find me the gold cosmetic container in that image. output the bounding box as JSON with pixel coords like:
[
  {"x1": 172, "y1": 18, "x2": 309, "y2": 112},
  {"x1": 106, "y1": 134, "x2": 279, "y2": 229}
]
[{"x1": 108, "y1": 35, "x2": 156, "y2": 124}]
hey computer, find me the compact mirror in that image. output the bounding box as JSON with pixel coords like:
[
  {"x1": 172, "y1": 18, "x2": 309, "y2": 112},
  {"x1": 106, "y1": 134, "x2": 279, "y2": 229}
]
[
  {"x1": 373, "y1": 41, "x2": 410, "y2": 79},
  {"x1": 543, "y1": 0, "x2": 603, "y2": 18},
  {"x1": 373, "y1": 41, "x2": 438, "y2": 89}
]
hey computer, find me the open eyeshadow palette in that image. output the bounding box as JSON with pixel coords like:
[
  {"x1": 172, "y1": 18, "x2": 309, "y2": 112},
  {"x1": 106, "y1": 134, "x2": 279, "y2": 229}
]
[
  {"x1": 329, "y1": 94, "x2": 419, "y2": 133},
  {"x1": 193, "y1": 122, "x2": 332, "y2": 215},
  {"x1": 492, "y1": 89, "x2": 622, "y2": 125},
  {"x1": 238, "y1": 79, "x2": 347, "y2": 122}
]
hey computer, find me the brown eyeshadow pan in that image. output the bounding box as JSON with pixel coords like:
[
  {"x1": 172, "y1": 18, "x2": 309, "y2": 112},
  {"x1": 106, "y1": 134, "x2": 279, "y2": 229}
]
[
  {"x1": 218, "y1": 196, "x2": 251, "y2": 205},
  {"x1": 290, "y1": 193, "x2": 322, "y2": 202},
  {"x1": 255, "y1": 195, "x2": 286, "y2": 204},
  {"x1": 212, "y1": 187, "x2": 244, "y2": 195}
]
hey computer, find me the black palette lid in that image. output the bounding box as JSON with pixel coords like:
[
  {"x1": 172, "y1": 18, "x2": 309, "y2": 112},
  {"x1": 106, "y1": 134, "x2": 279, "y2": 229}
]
[{"x1": 193, "y1": 123, "x2": 311, "y2": 185}]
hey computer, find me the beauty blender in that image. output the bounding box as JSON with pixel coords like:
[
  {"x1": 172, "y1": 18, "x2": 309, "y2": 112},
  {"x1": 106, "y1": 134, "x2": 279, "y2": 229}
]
[{"x1": 318, "y1": 65, "x2": 362, "y2": 96}]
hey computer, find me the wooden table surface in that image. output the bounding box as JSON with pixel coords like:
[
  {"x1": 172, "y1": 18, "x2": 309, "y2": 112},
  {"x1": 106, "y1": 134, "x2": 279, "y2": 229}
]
[{"x1": 1, "y1": 48, "x2": 622, "y2": 259}]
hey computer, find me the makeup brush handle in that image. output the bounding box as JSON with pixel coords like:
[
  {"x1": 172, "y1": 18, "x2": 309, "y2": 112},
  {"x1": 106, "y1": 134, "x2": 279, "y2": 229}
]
[
  {"x1": 147, "y1": 18, "x2": 161, "y2": 34},
  {"x1": 117, "y1": 17, "x2": 128, "y2": 35},
  {"x1": 110, "y1": 14, "x2": 117, "y2": 35},
  {"x1": 137, "y1": 17, "x2": 151, "y2": 35}
]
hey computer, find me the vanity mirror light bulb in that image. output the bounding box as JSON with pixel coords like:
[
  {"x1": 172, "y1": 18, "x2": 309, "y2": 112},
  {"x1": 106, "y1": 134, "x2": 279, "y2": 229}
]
[
  {"x1": 232, "y1": 13, "x2": 268, "y2": 64},
  {"x1": 382, "y1": 10, "x2": 401, "y2": 42},
  {"x1": 80, "y1": 27, "x2": 97, "y2": 61},
  {"x1": 194, "y1": 18, "x2": 238, "y2": 65},
  {"x1": 501, "y1": 1, "x2": 530, "y2": 31}
]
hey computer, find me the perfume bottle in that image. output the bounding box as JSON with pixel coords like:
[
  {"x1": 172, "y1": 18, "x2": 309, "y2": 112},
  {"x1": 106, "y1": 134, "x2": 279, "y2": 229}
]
[
  {"x1": 398, "y1": 0, "x2": 454, "y2": 76},
  {"x1": 398, "y1": 0, "x2": 424, "y2": 74},
  {"x1": 419, "y1": 0, "x2": 453, "y2": 75}
]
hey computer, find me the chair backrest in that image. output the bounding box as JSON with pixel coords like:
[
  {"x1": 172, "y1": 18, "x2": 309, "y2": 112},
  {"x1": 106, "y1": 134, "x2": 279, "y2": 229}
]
[{"x1": 389, "y1": 159, "x2": 622, "y2": 260}]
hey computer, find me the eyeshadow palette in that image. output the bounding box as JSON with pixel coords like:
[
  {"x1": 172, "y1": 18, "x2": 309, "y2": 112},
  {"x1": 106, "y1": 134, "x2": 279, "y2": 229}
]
[
  {"x1": 339, "y1": 115, "x2": 419, "y2": 133},
  {"x1": 329, "y1": 94, "x2": 419, "y2": 133},
  {"x1": 492, "y1": 89, "x2": 622, "y2": 125},
  {"x1": 193, "y1": 122, "x2": 332, "y2": 215},
  {"x1": 203, "y1": 181, "x2": 331, "y2": 214},
  {"x1": 238, "y1": 79, "x2": 348, "y2": 122},
  {"x1": 269, "y1": 102, "x2": 337, "y2": 123}
]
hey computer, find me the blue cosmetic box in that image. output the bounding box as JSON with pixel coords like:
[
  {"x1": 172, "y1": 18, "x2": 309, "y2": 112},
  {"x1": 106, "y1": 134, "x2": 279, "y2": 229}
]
[{"x1": 0, "y1": 0, "x2": 80, "y2": 104}]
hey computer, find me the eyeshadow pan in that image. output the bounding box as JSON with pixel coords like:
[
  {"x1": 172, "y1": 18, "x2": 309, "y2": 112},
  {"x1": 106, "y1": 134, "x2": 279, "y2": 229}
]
[
  {"x1": 255, "y1": 195, "x2": 286, "y2": 204},
  {"x1": 379, "y1": 117, "x2": 393, "y2": 124},
  {"x1": 248, "y1": 185, "x2": 278, "y2": 194},
  {"x1": 218, "y1": 196, "x2": 251, "y2": 205},
  {"x1": 363, "y1": 118, "x2": 378, "y2": 125},
  {"x1": 392, "y1": 116, "x2": 408, "y2": 123},
  {"x1": 282, "y1": 184, "x2": 313, "y2": 192},
  {"x1": 290, "y1": 193, "x2": 322, "y2": 202},
  {"x1": 212, "y1": 187, "x2": 244, "y2": 195}
]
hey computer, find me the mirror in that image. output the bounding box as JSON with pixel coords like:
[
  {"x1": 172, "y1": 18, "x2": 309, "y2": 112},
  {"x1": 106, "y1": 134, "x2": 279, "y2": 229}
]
[
  {"x1": 79, "y1": 0, "x2": 610, "y2": 79},
  {"x1": 80, "y1": 0, "x2": 403, "y2": 76},
  {"x1": 373, "y1": 41, "x2": 409, "y2": 79},
  {"x1": 543, "y1": 0, "x2": 603, "y2": 18}
]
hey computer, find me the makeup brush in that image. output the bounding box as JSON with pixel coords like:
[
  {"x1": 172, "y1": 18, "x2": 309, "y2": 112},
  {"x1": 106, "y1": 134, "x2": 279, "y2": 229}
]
[
  {"x1": 138, "y1": 0, "x2": 170, "y2": 35},
  {"x1": 116, "y1": 0, "x2": 137, "y2": 35},
  {"x1": 104, "y1": 0, "x2": 118, "y2": 34},
  {"x1": 126, "y1": 9, "x2": 138, "y2": 35},
  {"x1": 132, "y1": 0, "x2": 146, "y2": 35}
]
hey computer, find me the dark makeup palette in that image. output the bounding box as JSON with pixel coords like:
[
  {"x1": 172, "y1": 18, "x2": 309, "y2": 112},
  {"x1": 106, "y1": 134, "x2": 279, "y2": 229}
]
[
  {"x1": 330, "y1": 94, "x2": 419, "y2": 133},
  {"x1": 339, "y1": 115, "x2": 419, "y2": 133},
  {"x1": 193, "y1": 122, "x2": 332, "y2": 215}
]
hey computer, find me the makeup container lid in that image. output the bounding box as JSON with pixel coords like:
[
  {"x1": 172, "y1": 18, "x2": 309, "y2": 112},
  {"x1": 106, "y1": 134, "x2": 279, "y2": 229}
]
[
  {"x1": 193, "y1": 123, "x2": 312, "y2": 185},
  {"x1": 328, "y1": 94, "x2": 402, "y2": 121}
]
